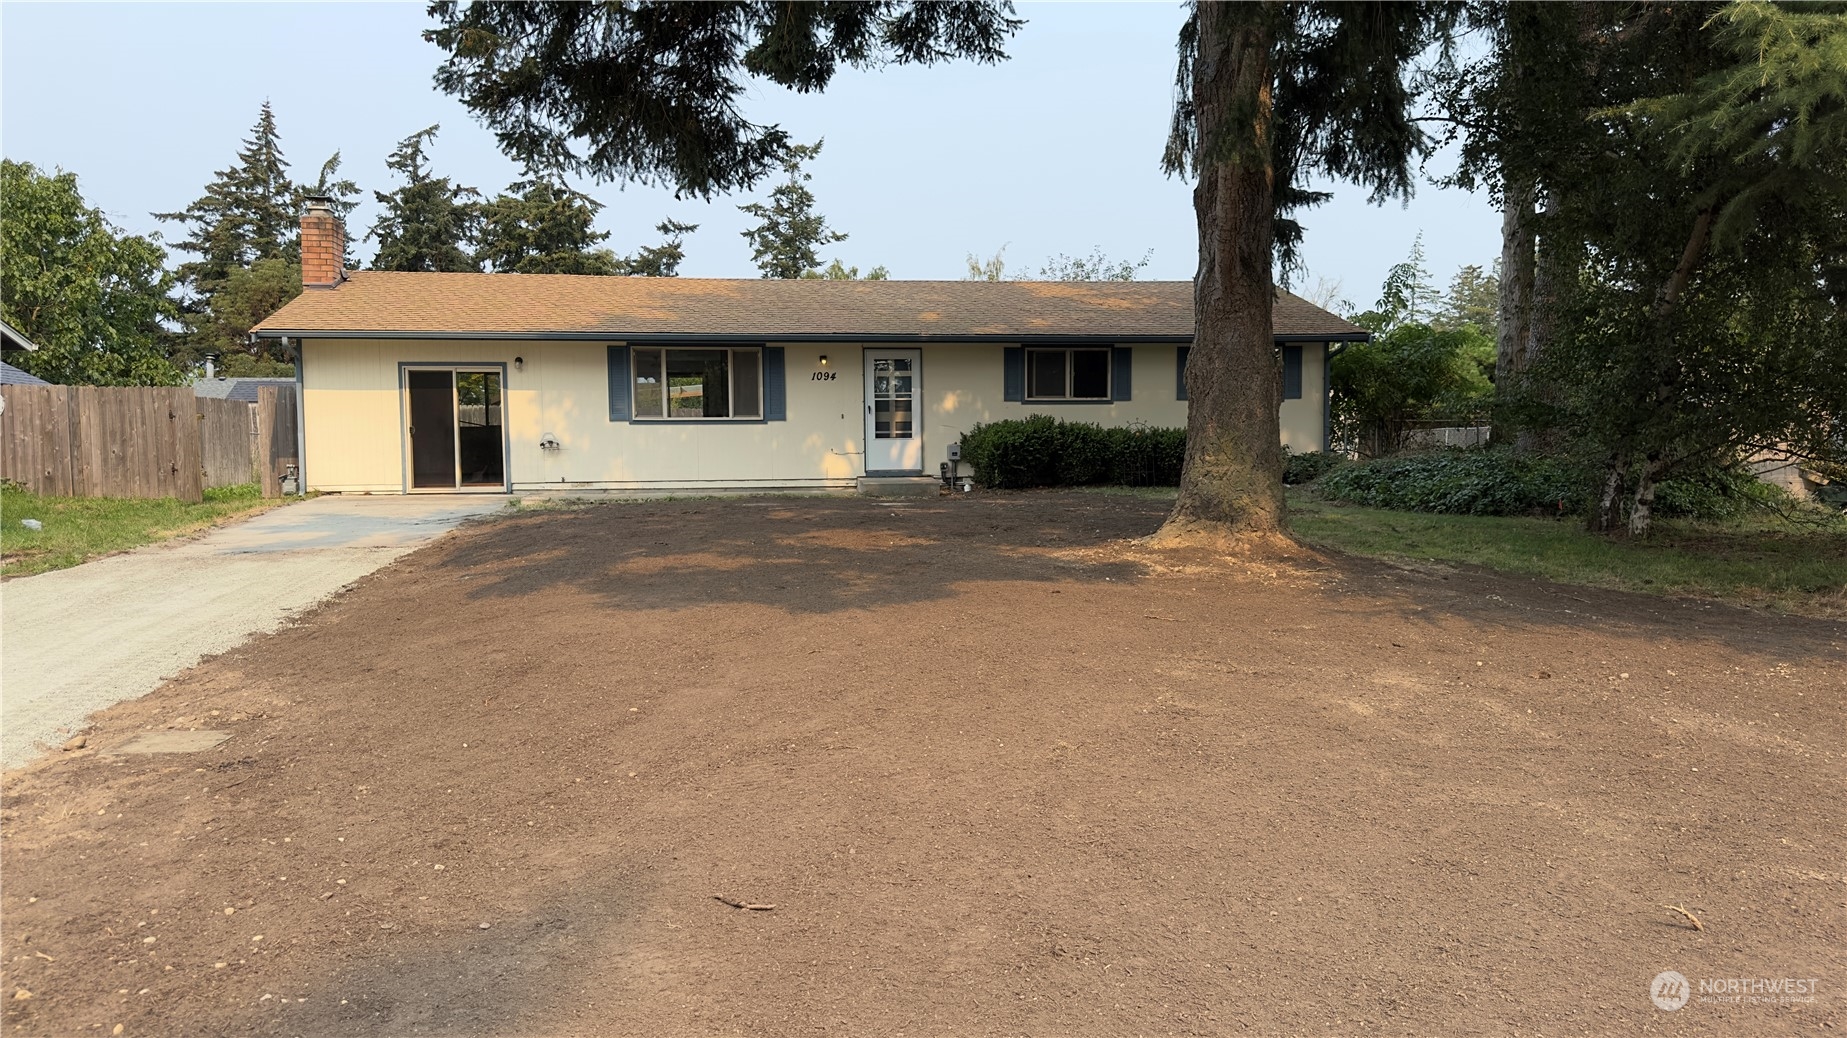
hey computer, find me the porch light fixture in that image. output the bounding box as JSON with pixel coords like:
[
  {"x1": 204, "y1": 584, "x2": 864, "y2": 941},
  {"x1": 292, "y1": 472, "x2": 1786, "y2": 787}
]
[
  {"x1": 514, "y1": 356, "x2": 525, "y2": 370},
  {"x1": 818, "y1": 355, "x2": 828, "y2": 366}
]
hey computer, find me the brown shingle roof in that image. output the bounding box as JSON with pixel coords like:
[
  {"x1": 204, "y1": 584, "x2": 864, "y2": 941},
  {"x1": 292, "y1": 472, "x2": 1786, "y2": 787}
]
[{"x1": 252, "y1": 272, "x2": 1366, "y2": 342}]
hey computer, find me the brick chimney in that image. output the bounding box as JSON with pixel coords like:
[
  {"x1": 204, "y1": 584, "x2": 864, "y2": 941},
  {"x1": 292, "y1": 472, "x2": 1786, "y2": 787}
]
[{"x1": 300, "y1": 197, "x2": 345, "y2": 288}]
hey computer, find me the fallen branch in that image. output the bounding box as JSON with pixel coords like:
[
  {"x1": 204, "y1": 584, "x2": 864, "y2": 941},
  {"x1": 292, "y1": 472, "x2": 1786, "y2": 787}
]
[
  {"x1": 1662, "y1": 903, "x2": 1705, "y2": 931},
  {"x1": 713, "y1": 894, "x2": 775, "y2": 911}
]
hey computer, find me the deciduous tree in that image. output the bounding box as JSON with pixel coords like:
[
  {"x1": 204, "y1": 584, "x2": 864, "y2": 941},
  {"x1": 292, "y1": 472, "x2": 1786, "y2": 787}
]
[{"x1": 1, "y1": 160, "x2": 182, "y2": 385}]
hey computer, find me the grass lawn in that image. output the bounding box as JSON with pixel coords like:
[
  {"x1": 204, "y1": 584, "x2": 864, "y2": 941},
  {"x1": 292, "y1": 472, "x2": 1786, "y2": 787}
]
[
  {"x1": 1286, "y1": 486, "x2": 1847, "y2": 617},
  {"x1": 0, "y1": 483, "x2": 289, "y2": 577}
]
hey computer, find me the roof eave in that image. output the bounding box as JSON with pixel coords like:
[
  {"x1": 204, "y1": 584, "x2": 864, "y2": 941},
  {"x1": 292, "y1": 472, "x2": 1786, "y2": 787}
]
[{"x1": 254, "y1": 328, "x2": 1366, "y2": 343}]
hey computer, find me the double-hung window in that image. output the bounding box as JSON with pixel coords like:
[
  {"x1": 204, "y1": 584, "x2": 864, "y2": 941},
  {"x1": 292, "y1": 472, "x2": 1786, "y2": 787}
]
[
  {"x1": 631, "y1": 346, "x2": 763, "y2": 420},
  {"x1": 1025, "y1": 347, "x2": 1112, "y2": 401}
]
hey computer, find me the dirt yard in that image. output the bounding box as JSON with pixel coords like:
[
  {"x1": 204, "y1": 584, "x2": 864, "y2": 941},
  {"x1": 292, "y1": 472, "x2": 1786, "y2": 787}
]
[{"x1": 4, "y1": 493, "x2": 1842, "y2": 1036}]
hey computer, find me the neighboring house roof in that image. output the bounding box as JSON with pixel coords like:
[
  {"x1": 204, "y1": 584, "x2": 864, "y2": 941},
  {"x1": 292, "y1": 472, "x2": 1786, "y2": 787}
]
[
  {"x1": 2, "y1": 320, "x2": 41, "y2": 353},
  {"x1": 252, "y1": 273, "x2": 1368, "y2": 343},
  {"x1": 1, "y1": 358, "x2": 50, "y2": 385},
  {"x1": 192, "y1": 377, "x2": 296, "y2": 403}
]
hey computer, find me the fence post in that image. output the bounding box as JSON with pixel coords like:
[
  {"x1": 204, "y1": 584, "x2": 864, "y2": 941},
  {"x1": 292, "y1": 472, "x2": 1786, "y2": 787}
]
[{"x1": 256, "y1": 387, "x2": 279, "y2": 497}]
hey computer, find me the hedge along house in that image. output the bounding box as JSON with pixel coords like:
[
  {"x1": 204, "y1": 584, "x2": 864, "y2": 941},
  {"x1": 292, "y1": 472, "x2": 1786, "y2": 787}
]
[{"x1": 253, "y1": 200, "x2": 1367, "y2": 495}]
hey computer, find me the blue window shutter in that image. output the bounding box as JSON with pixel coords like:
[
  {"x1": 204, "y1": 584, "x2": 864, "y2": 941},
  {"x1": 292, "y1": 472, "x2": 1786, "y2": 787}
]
[
  {"x1": 764, "y1": 346, "x2": 787, "y2": 421},
  {"x1": 1176, "y1": 346, "x2": 1189, "y2": 401},
  {"x1": 1003, "y1": 347, "x2": 1024, "y2": 402},
  {"x1": 607, "y1": 345, "x2": 631, "y2": 421},
  {"x1": 1282, "y1": 344, "x2": 1304, "y2": 400},
  {"x1": 1111, "y1": 346, "x2": 1133, "y2": 402}
]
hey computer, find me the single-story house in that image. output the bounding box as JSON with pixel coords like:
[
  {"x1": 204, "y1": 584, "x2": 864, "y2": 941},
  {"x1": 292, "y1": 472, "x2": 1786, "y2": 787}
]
[
  {"x1": 253, "y1": 200, "x2": 1366, "y2": 495},
  {"x1": 193, "y1": 376, "x2": 299, "y2": 404},
  {"x1": 0, "y1": 359, "x2": 48, "y2": 387},
  {"x1": 1, "y1": 320, "x2": 50, "y2": 389}
]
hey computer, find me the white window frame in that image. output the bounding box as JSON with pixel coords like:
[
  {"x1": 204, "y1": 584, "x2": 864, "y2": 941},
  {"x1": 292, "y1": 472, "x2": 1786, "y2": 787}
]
[
  {"x1": 1024, "y1": 346, "x2": 1113, "y2": 401},
  {"x1": 630, "y1": 346, "x2": 765, "y2": 421}
]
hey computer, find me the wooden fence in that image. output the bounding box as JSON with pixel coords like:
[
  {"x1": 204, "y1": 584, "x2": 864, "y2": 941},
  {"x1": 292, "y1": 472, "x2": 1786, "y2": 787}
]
[{"x1": 0, "y1": 384, "x2": 299, "y2": 501}]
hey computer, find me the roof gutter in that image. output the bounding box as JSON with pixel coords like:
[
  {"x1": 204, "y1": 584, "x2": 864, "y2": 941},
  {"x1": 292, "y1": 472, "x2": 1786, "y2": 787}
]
[{"x1": 252, "y1": 329, "x2": 1371, "y2": 344}]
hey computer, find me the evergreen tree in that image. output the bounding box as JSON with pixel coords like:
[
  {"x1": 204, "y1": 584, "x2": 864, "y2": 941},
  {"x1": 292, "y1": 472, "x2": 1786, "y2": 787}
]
[
  {"x1": 1161, "y1": 3, "x2": 1450, "y2": 535},
  {"x1": 477, "y1": 177, "x2": 620, "y2": 274},
  {"x1": 156, "y1": 102, "x2": 297, "y2": 294},
  {"x1": 156, "y1": 104, "x2": 359, "y2": 368},
  {"x1": 295, "y1": 152, "x2": 363, "y2": 268},
  {"x1": 1435, "y1": 264, "x2": 1499, "y2": 334},
  {"x1": 369, "y1": 125, "x2": 481, "y2": 273},
  {"x1": 1, "y1": 160, "x2": 182, "y2": 385},
  {"x1": 738, "y1": 141, "x2": 846, "y2": 279},
  {"x1": 622, "y1": 220, "x2": 698, "y2": 277}
]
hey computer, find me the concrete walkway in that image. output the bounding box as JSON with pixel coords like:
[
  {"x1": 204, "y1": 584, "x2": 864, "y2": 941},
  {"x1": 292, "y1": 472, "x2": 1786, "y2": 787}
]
[{"x1": 1, "y1": 495, "x2": 508, "y2": 770}]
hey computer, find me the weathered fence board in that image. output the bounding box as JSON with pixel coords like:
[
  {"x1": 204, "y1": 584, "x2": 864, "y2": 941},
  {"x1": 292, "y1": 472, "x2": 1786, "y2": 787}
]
[
  {"x1": 256, "y1": 386, "x2": 300, "y2": 497},
  {"x1": 199, "y1": 397, "x2": 256, "y2": 488},
  {"x1": 1, "y1": 384, "x2": 293, "y2": 501},
  {"x1": 0, "y1": 386, "x2": 77, "y2": 495}
]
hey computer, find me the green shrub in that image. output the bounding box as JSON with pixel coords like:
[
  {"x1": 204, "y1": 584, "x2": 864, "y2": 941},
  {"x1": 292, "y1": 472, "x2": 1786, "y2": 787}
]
[
  {"x1": 1283, "y1": 450, "x2": 1347, "y2": 485},
  {"x1": 960, "y1": 417, "x2": 1184, "y2": 489},
  {"x1": 1317, "y1": 449, "x2": 1583, "y2": 516},
  {"x1": 1653, "y1": 468, "x2": 1791, "y2": 520}
]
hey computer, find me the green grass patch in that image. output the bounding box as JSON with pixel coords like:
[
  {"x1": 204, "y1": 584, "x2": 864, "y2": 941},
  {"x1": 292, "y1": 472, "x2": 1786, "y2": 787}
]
[
  {"x1": 0, "y1": 483, "x2": 288, "y2": 577},
  {"x1": 1287, "y1": 488, "x2": 1847, "y2": 617}
]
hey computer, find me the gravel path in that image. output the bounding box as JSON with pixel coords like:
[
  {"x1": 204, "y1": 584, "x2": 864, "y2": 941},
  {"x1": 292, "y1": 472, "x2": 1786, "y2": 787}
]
[{"x1": 0, "y1": 495, "x2": 506, "y2": 769}]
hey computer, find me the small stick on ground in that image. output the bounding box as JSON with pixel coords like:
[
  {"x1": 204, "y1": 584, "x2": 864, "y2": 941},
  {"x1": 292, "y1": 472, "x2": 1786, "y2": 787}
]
[
  {"x1": 1143, "y1": 614, "x2": 1183, "y2": 622},
  {"x1": 713, "y1": 894, "x2": 775, "y2": 911},
  {"x1": 1662, "y1": 903, "x2": 1705, "y2": 931}
]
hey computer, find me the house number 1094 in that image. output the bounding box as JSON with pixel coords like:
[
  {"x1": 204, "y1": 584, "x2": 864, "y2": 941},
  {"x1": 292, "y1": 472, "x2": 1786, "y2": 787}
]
[{"x1": 809, "y1": 371, "x2": 837, "y2": 381}]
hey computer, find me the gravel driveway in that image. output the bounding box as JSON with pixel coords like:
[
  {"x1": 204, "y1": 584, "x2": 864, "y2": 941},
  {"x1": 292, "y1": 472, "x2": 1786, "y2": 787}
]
[{"x1": 0, "y1": 494, "x2": 507, "y2": 769}]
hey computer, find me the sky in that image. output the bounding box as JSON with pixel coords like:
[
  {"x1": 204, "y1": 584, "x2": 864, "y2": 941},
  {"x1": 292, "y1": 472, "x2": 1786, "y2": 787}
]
[{"x1": 1, "y1": 2, "x2": 1499, "y2": 310}]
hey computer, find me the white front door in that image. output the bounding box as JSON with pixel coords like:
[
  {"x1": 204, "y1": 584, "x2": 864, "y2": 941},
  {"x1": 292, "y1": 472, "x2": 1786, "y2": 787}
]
[{"x1": 864, "y1": 349, "x2": 923, "y2": 474}]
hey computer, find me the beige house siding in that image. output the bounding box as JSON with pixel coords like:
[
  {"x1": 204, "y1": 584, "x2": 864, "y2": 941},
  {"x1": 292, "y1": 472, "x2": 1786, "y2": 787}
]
[{"x1": 298, "y1": 338, "x2": 1328, "y2": 493}]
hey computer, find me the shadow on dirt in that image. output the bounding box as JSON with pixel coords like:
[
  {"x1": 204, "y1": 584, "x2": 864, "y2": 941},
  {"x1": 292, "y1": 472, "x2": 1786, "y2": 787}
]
[
  {"x1": 439, "y1": 492, "x2": 1844, "y2": 661},
  {"x1": 438, "y1": 494, "x2": 1159, "y2": 614}
]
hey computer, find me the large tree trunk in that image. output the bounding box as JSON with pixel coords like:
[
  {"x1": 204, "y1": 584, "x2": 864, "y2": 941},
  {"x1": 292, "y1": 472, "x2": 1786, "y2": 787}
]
[
  {"x1": 1494, "y1": 170, "x2": 1536, "y2": 437},
  {"x1": 1160, "y1": 3, "x2": 1286, "y2": 540}
]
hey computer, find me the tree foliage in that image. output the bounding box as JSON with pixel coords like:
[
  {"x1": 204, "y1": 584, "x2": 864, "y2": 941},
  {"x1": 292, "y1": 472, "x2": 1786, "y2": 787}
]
[
  {"x1": 477, "y1": 177, "x2": 620, "y2": 274},
  {"x1": 369, "y1": 125, "x2": 482, "y2": 273},
  {"x1": 738, "y1": 141, "x2": 847, "y2": 279},
  {"x1": 1492, "y1": 2, "x2": 1847, "y2": 534},
  {"x1": 1032, "y1": 247, "x2": 1151, "y2": 281},
  {"x1": 1336, "y1": 248, "x2": 1495, "y2": 457},
  {"x1": 0, "y1": 160, "x2": 182, "y2": 385},
  {"x1": 426, "y1": 1, "x2": 1022, "y2": 198},
  {"x1": 156, "y1": 103, "x2": 358, "y2": 368},
  {"x1": 805, "y1": 259, "x2": 890, "y2": 280},
  {"x1": 622, "y1": 220, "x2": 698, "y2": 277},
  {"x1": 155, "y1": 102, "x2": 297, "y2": 293}
]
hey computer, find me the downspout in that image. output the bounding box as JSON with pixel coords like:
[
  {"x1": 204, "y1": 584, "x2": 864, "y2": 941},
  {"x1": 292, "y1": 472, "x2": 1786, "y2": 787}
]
[{"x1": 292, "y1": 337, "x2": 307, "y2": 495}]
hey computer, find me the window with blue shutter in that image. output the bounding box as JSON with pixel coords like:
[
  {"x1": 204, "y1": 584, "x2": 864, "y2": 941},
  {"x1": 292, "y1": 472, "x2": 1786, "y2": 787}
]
[
  {"x1": 1176, "y1": 346, "x2": 1190, "y2": 401},
  {"x1": 1003, "y1": 347, "x2": 1024, "y2": 402},
  {"x1": 606, "y1": 345, "x2": 631, "y2": 421},
  {"x1": 763, "y1": 346, "x2": 786, "y2": 421},
  {"x1": 1111, "y1": 346, "x2": 1132, "y2": 402},
  {"x1": 1282, "y1": 344, "x2": 1303, "y2": 400}
]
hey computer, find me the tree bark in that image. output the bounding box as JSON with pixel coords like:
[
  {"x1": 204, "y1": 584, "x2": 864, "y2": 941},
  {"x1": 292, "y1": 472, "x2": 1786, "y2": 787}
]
[
  {"x1": 1494, "y1": 171, "x2": 1536, "y2": 393},
  {"x1": 1591, "y1": 453, "x2": 1626, "y2": 533},
  {"x1": 1162, "y1": 2, "x2": 1286, "y2": 539},
  {"x1": 1627, "y1": 454, "x2": 1661, "y2": 537}
]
